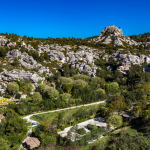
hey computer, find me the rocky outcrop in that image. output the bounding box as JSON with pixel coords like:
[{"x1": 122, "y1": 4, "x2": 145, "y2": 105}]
[
  {"x1": 100, "y1": 25, "x2": 123, "y2": 37},
  {"x1": 111, "y1": 53, "x2": 150, "y2": 74},
  {"x1": 48, "y1": 50, "x2": 66, "y2": 63},
  {"x1": 0, "y1": 36, "x2": 7, "y2": 46},
  {"x1": 71, "y1": 62, "x2": 98, "y2": 77},
  {"x1": 1, "y1": 70, "x2": 45, "y2": 84},
  {"x1": 91, "y1": 25, "x2": 139, "y2": 47},
  {"x1": 6, "y1": 50, "x2": 40, "y2": 69},
  {"x1": 20, "y1": 52, "x2": 38, "y2": 69}
]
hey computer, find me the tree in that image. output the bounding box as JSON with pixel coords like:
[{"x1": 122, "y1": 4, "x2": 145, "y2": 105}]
[
  {"x1": 22, "y1": 82, "x2": 34, "y2": 93},
  {"x1": 94, "y1": 88, "x2": 105, "y2": 100},
  {"x1": 57, "y1": 77, "x2": 73, "y2": 86},
  {"x1": 59, "y1": 93, "x2": 71, "y2": 105},
  {"x1": 0, "y1": 138, "x2": 10, "y2": 150},
  {"x1": 32, "y1": 92, "x2": 42, "y2": 102},
  {"x1": 38, "y1": 84, "x2": 59, "y2": 99},
  {"x1": 63, "y1": 84, "x2": 73, "y2": 93},
  {"x1": 109, "y1": 82, "x2": 119, "y2": 94},
  {"x1": 127, "y1": 64, "x2": 144, "y2": 89},
  {"x1": 108, "y1": 99, "x2": 126, "y2": 114},
  {"x1": 11, "y1": 57, "x2": 20, "y2": 67},
  {"x1": 7, "y1": 82, "x2": 19, "y2": 96},
  {"x1": 90, "y1": 77, "x2": 105, "y2": 89},
  {"x1": 138, "y1": 82, "x2": 150, "y2": 94},
  {"x1": 73, "y1": 79, "x2": 88, "y2": 87},
  {"x1": 73, "y1": 74, "x2": 91, "y2": 82},
  {"x1": 106, "y1": 115, "x2": 123, "y2": 128}
]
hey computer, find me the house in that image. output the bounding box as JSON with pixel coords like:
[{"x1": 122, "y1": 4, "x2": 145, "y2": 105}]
[
  {"x1": 25, "y1": 137, "x2": 40, "y2": 150},
  {"x1": 0, "y1": 114, "x2": 5, "y2": 123}
]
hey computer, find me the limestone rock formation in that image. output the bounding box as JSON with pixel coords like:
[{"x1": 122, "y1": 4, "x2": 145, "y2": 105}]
[
  {"x1": 2, "y1": 70, "x2": 45, "y2": 84},
  {"x1": 111, "y1": 53, "x2": 150, "y2": 74},
  {"x1": 91, "y1": 25, "x2": 139, "y2": 47},
  {"x1": 100, "y1": 25, "x2": 123, "y2": 37}
]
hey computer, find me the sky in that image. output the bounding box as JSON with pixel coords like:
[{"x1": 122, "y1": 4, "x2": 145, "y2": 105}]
[{"x1": 0, "y1": 0, "x2": 150, "y2": 38}]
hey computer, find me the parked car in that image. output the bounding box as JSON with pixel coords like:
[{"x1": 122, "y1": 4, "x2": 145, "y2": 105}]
[{"x1": 32, "y1": 122, "x2": 39, "y2": 125}]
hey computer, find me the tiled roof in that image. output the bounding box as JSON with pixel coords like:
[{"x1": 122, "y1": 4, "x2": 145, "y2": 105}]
[
  {"x1": 0, "y1": 114, "x2": 5, "y2": 120},
  {"x1": 26, "y1": 137, "x2": 40, "y2": 149}
]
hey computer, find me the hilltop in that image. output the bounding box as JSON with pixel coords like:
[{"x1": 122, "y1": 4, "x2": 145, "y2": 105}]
[{"x1": 0, "y1": 26, "x2": 150, "y2": 94}]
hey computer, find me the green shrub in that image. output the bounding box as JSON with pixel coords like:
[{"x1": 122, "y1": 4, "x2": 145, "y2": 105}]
[
  {"x1": 73, "y1": 74, "x2": 91, "y2": 82},
  {"x1": 73, "y1": 79, "x2": 88, "y2": 87},
  {"x1": 77, "y1": 128, "x2": 86, "y2": 135},
  {"x1": 57, "y1": 77, "x2": 73, "y2": 86},
  {"x1": 15, "y1": 93, "x2": 21, "y2": 99}
]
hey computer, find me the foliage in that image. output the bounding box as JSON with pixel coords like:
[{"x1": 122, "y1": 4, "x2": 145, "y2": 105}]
[
  {"x1": 106, "y1": 115, "x2": 123, "y2": 128},
  {"x1": 38, "y1": 84, "x2": 59, "y2": 99},
  {"x1": 57, "y1": 77, "x2": 73, "y2": 86},
  {"x1": 77, "y1": 128, "x2": 86, "y2": 135},
  {"x1": 32, "y1": 92, "x2": 42, "y2": 102},
  {"x1": 11, "y1": 57, "x2": 20, "y2": 67},
  {"x1": 73, "y1": 79, "x2": 88, "y2": 87},
  {"x1": 0, "y1": 138, "x2": 10, "y2": 150},
  {"x1": 73, "y1": 74, "x2": 91, "y2": 82},
  {"x1": 7, "y1": 82, "x2": 19, "y2": 95}
]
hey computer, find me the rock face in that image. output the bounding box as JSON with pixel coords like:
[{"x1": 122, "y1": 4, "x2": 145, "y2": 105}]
[
  {"x1": 48, "y1": 50, "x2": 66, "y2": 63},
  {"x1": 111, "y1": 53, "x2": 150, "y2": 74},
  {"x1": 6, "y1": 49, "x2": 21, "y2": 58},
  {"x1": 7, "y1": 50, "x2": 40, "y2": 69},
  {"x1": 71, "y1": 62, "x2": 98, "y2": 77},
  {"x1": 0, "y1": 36, "x2": 7, "y2": 46},
  {"x1": 100, "y1": 25, "x2": 123, "y2": 37},
  {"x1": 91, "y1": 25, "x2": 139, "y2": 46},
  {"x1": 1, "y1": 70, "x2": 45, "y2": 84}
]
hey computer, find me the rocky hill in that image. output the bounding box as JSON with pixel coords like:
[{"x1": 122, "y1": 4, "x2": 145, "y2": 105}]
[
  {"x1": 89, "y1": 25, "x2": 140, "y2": 46},
  {"x1": 0, "y1": 25, "x2": 150, "y2": 94}
]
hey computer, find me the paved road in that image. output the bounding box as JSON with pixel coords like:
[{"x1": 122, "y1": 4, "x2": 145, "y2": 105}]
[
  {"x1": 21, "y1": 100, "x2": 107, "y2": 148},
  {"x1": 23, "y1": 100, "x2": 107, "y2": 123}
]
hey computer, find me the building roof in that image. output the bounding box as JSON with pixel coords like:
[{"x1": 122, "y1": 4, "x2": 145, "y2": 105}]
[
  {"x1": 26, "y1": 137, "x2": 40, "y2": 149},
  {"x1": 8, "y1": 99, "x2": 20, "y2": 102},
  {"x1": 0, "y1": 114, "x2": 5, "y2": 120},
  {"x1": 0, "y1": 103, "x2": 8, "y2": 107}
]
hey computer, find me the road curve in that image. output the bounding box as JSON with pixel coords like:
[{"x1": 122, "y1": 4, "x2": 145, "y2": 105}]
[
  {"x1": 20, "y1": 100, "x2": 107, "y2": 149},
  {"x1": 23, "y1": 100, "x2": 107, "y2": 123}
]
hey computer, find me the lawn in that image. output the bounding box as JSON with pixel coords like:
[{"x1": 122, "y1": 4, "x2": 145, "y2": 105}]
[{"x1": 30, "y1": 103, "x2": 106, "y2": 124}]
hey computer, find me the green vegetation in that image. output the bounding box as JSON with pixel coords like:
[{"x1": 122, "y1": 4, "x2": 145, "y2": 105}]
[
  {"x1": 0, "y1": 109, "x2": 30, "y2": 149},
  {"x1": 1, "y1": 32, "x2": 150, "y2": 149}
]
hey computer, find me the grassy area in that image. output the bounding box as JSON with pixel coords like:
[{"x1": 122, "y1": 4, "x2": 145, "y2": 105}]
[{"x1": 31, "y1": 103, "x2": 106, "y2": 124}]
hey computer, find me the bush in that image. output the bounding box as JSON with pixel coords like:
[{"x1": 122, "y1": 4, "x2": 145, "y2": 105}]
[
  {"x1": 87, "y1": 124, "x2": 96, "y2": 130},
  {"x1": 11, "y1": 57, "x2": 20, "y2": 67},
  {"x1": 73, "y1": 74, "x2": 91, "y2": 82},
  {"x1": 77, "y1": 128, "x2": 86, "y2": 135},
  {"x1": 57, "y1": 77, "x2": 73, "y2": 86},
  {"x1": 73, "y1": 79, "x2": 88, "y2": 87},
  {"x1": 94, "y1": 88, "x2": 105, "y2": 100},
  {"x1": 7, "y1": 82, "x2": 19, "y2": 95},
  {"x1": 4, "y1": 95, "x2": 11, "y2": 98},
  {"x1": 15, "y1": 93, "x2": 21, "y2": 99},
  {"x1": 106, "y1": 115, "x2": 123, "y2": 128},
  {"x1": 38, "y1": 84, "x2": 59, "y2": 99},
  {"x1": 32, "y1": 92, "x2": 42, "y2": 102}
]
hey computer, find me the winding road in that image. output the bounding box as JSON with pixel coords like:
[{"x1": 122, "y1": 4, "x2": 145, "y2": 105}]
[{"x1": 21, "y1": 100, "x2": 107, "y2": 149}]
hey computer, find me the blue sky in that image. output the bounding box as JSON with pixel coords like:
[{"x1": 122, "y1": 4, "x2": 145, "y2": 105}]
[{"x1": 0, "y1": 0, "x2": 150, "y2": 38}]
